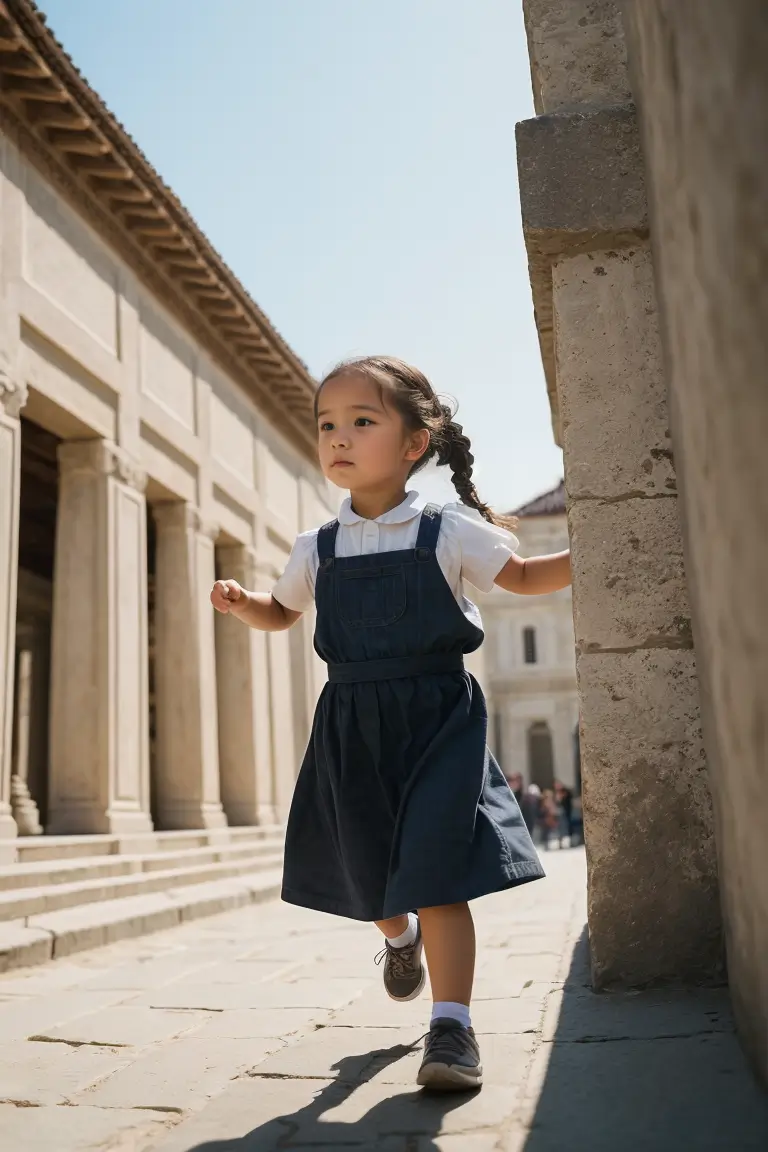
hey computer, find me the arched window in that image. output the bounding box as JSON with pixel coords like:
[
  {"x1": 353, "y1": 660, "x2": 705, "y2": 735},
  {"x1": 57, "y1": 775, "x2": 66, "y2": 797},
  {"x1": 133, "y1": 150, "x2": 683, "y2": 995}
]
[
  {"x1": 527, "y1": 721, "x2": 554, "y2": 790},
  {"x1": 523, "y1": 626, "x2": 537, "y2": 665}
]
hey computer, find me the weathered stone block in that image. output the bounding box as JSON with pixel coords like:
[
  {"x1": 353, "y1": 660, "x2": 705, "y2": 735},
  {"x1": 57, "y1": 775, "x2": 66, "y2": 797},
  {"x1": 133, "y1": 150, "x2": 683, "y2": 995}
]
[
  {"x1": 554, "y1": 245, "x2": 673, "y2": 498},
  {"x1": 517, "y1": 105, "x2": 646, "y2": 242},
  {"x1": 524, "y1": 0, "x2": 631, "y2": 115},
  {"x1": 577, "y1": 649, "x2": 721, "y2": 987},
  {"x1": 569, "y1": 498, "x2": 691, "y2": 651}
]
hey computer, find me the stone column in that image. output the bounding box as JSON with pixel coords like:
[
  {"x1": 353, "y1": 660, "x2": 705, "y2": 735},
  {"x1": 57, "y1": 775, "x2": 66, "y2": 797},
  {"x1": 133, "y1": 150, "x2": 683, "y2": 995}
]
[
  {"x1": 214, "y1": 543, "x2": 275, "y2": 826},
  {"x1": 153, "y1": 503, "x2": 226, "y2": 830},
  {"x1": 517, "y1": 0, "x2": 721, "y2": 987},
  {"x1": 267, "y1": 626, "x2": 297, "y2": 824},
  {"x1": 48, "y1": 440, "x2": 152, "y2": 834},
  {"x1": 10, "y1": 647, "x2": 43, "y2": 835},
  {"x1": 0, "y1": 369, "x2": 24, "y2": 857}
]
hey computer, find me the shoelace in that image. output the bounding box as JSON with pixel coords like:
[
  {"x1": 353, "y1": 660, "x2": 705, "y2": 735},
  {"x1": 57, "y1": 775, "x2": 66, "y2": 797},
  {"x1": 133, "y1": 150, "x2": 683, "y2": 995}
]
[
  {"x1": 423, "y1": 1021, "x2": 477, "y2": 1063},
  {"x1": 374, "y1": 939, "x2": 419, "y2": 980}
]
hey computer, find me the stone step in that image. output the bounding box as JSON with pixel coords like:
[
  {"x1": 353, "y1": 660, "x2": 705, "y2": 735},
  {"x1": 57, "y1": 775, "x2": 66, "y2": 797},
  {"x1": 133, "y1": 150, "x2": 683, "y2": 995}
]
[
  {"x1": 0, "y1": 836, "x2": 284, "y2": 892},
  {"x1": 0, "y1": 852, "x2": 286, "y2": 921},
  {"x1": 14, "y1": 824, "x2": 283, "y2": 864},
  {"x1": 0, "y1": 868, "x2": 283, "y2": 973}
]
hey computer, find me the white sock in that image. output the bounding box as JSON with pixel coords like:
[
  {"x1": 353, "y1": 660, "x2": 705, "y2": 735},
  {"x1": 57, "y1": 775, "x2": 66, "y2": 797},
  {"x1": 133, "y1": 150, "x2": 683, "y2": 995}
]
[
  {"x1": 386, "y1": 912, "x2": 418, "y2": 949},
  {"x1": 431, "y1": 1001, "x2": 472, "y2": 1030}
]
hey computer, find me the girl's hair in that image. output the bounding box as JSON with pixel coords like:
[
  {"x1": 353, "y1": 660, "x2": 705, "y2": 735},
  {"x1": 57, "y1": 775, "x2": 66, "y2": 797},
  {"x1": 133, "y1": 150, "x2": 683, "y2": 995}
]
[{"x1": 316, "y1": 355, "x2": 517, "y2": 531}]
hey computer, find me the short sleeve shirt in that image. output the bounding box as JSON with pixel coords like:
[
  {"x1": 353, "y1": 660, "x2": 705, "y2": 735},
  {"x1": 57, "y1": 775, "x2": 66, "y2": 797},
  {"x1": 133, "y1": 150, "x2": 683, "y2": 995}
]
[{"x1": 272, "y1": 491, "x2": 518, "y2": 622}]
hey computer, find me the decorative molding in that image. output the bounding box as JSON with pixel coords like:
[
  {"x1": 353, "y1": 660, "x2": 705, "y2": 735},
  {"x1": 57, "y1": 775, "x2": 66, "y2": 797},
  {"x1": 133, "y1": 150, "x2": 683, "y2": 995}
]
[
  {"x1": 0, "y1": 360, "x2": 28, "y2": 419},
  {"x1": 57, "y1": 438, "x2": 147, "y2": 492},
  {"x1": 0, "y1": 1, "x2": 318, "y2": 464}
]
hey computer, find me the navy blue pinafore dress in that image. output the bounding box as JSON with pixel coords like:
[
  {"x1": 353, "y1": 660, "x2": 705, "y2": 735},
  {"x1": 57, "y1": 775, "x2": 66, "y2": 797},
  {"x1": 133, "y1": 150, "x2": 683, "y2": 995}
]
[{"x1": 281, "y1": 504, "x2": 545, "y2": 921}]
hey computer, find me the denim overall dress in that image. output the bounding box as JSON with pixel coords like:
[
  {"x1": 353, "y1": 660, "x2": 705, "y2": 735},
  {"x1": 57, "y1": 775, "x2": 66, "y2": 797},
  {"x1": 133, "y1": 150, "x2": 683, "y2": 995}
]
[{"x1": 281, "y1": 504, "x2": 545, "y2": 921}]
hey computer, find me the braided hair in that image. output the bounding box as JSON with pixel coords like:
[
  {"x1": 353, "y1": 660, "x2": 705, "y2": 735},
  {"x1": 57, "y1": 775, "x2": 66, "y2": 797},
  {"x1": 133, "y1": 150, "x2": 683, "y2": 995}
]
[{"x1": 317, "y1": 356, "x2": 517, "y2": 531}]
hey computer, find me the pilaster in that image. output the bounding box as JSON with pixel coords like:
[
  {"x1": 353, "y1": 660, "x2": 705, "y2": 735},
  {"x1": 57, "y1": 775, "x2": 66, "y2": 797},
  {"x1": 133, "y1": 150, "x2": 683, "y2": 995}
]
[
  {"x1": 48, "y1": 439, "x2": 152, "y2": 834},
  {"x1": 215, "y1": 543, "x2": 276, "y2": 825},
  {"x1": 153, "y1": 502, "x2": 226, "y2": 830},
  {"x1": 0, "y1": 366, "x2": 25, "y2": 857}
]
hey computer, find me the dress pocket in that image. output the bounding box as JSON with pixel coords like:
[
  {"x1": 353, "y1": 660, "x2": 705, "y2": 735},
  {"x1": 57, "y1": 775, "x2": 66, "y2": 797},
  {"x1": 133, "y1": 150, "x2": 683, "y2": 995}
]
[{"x1": 336, "y1": 564, "x2": 407, "y2": 628}]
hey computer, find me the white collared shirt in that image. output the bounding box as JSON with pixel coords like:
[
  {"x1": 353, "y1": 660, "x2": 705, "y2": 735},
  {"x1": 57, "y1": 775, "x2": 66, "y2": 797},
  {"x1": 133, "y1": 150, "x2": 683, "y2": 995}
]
[{"x1": 272, "y1": 491, "x2": 519, "y2": 619}]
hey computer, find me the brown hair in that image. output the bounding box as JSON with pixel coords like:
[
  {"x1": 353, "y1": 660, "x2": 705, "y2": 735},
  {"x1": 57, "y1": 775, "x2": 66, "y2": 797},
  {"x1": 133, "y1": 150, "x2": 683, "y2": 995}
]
[{"x1": 316, "y1": 355, "x2": 517, "y2": 531}]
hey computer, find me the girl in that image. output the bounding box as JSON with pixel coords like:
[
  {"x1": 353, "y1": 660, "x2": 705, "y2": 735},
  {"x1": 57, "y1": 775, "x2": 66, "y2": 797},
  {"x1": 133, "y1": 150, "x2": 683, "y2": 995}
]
[{"x1": 211, "y1": 356, "x2": 571, "y2": 1092}]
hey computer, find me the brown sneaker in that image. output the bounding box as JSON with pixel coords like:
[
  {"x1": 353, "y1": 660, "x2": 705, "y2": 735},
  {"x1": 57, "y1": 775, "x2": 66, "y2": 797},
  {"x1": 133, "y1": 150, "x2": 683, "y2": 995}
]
[
  {"x1": 375, "y1": 920, "x2": 425, "y2": 1002},
  {"x1": 417, "y1": 1018, "x2": 483, "y2": 1091}
]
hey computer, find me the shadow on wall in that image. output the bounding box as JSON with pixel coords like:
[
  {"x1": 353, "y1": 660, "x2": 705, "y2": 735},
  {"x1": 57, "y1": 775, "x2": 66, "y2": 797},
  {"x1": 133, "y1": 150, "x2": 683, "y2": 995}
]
[{"x1": 522, "y1": 929, "x2": 768, "y2": 1152}]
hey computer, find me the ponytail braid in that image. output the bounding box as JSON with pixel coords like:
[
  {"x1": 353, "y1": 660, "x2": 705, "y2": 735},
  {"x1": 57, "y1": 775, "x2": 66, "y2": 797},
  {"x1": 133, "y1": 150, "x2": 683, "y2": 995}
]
[{"x1": 437, "y1": 410, "x2": 518, "y2": 531}]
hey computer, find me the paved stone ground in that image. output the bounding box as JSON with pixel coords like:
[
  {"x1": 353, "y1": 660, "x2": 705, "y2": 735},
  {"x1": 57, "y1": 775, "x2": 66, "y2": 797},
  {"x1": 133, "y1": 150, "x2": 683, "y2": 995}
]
[{"x1": 0, "y1": 848, "x2": 766, "y2": 1151}]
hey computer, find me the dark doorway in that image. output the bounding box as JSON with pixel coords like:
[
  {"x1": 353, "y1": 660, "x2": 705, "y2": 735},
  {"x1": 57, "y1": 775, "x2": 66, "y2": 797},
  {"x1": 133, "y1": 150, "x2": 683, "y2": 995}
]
[
  {"x1": 527, "y1": 720, "x2": 554, "y2": 791},
  {"x1": 13, "y1": 417, "x2": 60, "y2": 830}
]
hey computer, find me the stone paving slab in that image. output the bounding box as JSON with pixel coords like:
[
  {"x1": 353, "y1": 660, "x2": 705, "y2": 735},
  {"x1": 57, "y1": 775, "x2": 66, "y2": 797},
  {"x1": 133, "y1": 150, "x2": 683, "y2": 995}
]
[
  {"x1": 0, "y1": 1039, "x2": 131, "y2": 1106},
  {"x1": 2, "y1": 849, "x2": 767, "y2": 1152}
]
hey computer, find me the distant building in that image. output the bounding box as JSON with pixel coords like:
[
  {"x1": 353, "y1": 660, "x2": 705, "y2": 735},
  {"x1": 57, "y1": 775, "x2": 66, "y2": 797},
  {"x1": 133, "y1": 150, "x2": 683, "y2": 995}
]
[{"x1": 479, "y1": 482, "x2": 579, "y2": 792}]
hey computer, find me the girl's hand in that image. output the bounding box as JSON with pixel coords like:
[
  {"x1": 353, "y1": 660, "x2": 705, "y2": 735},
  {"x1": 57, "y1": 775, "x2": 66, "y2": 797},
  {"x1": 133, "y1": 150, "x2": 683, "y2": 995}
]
[{"x1": 210, "y1": 579, "x2": 245, "y2": 614}]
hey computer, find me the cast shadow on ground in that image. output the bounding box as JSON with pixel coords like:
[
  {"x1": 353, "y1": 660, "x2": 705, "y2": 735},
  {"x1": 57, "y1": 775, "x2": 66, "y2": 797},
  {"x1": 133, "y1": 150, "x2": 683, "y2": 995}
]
[
  {"x1": 186, "y1": 1041, "x2": 476, "y2": 1151},
  {"x1": 522, "y1": 927, "x2": 768, "y2": 1152}
]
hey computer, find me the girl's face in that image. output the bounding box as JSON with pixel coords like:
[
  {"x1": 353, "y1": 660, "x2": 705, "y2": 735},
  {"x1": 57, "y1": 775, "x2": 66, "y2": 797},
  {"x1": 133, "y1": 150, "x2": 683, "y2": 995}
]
[{"x1": 317, "y1": 372, "x2": 429, "y2": 493}]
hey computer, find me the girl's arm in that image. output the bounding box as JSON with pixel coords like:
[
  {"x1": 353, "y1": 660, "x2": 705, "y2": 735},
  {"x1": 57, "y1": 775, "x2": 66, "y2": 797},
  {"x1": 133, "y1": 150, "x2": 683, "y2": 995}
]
[
  {"x1": 210, "y1": 580, "x2": 301, "y2": 631},
  {"x1": 493, "y1": 550, "x2": 571, "y2": 596}
]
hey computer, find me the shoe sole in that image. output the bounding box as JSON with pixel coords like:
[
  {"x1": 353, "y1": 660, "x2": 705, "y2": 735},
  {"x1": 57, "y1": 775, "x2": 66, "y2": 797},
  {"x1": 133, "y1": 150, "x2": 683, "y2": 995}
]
[
  {"x1": 417, "y1": 1060, "x2": 483, "y2": 1092},
  {"x1": 385, "y1": 964, "x2": 426, "y2": 1003}
]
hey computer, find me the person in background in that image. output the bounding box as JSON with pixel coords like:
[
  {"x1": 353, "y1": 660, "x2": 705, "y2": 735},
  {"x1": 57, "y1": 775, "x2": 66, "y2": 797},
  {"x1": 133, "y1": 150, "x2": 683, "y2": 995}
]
[
  {"x1": 522, "y1": 783, "x2": 541, "y2": 840},
  {"x1": 506, "y1": 771, "x2": 524, "y2": 807},
  {"x1": 539, "y1": 789, "x2": 560, "y2": 851},
  {"x1": 554, "y1": 781, "x2": 574, "y2": 848}
]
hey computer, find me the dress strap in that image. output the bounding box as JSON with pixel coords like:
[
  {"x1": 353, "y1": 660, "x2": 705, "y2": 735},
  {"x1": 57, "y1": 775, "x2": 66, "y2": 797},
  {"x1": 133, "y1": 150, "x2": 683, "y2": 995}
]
[
  {"x1": 414, "y1": 504, "x2": 443, "y2": 558},
  {"x1": 316, "y1": 519, "x2": 340, "y2": 568}
]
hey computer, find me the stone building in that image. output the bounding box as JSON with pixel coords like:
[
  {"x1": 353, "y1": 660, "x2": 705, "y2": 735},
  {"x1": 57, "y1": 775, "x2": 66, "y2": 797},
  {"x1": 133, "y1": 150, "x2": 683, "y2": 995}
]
[
  {"x1": 517, "y1": 0, "x2": 768, "y2": 1087},
  {"x1": 0, "y1": 2, "x2": 335, "y2": 863},
  {"x1": 482, "y1": 481, "x2": 579, "y2": 792}
]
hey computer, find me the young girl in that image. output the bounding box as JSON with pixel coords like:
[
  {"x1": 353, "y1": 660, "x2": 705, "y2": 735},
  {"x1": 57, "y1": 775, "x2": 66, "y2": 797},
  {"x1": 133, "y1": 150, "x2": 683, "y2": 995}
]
[{"x1": 211, "y1": 356, "x2": 571, "y2": 1092}]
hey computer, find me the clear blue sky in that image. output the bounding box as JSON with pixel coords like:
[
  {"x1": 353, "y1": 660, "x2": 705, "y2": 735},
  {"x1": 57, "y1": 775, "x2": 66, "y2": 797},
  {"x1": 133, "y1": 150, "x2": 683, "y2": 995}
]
[{"x1": 41, "y1": 0, "x2": 562, "y2": 511}]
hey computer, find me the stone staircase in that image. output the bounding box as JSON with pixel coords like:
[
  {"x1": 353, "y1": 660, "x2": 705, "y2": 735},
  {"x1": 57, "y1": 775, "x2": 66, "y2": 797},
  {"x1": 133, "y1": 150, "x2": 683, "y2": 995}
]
[{"x1": 0, "y1": 825, "x2": 284, "y2": 973}]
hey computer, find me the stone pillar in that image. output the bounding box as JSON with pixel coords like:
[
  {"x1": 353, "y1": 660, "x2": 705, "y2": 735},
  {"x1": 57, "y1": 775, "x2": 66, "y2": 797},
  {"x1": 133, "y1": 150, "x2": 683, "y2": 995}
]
[
  {"x1": 214, "y1": 543, "x2": 275, "y2": 825},
  {"x1": 620, "y1": 0, "x2": 768, "y2": 1085},
  {"x1": 0, "y1": 369, "x2": 24, "y2": 858},
  {"x1": 153, "y1": 503, "x2": 226, "y2": 830},
  {"x1": 267, "y1": 627, "x2": 297, "y2": 824},
  {"x1": 48, "y1": 440, "x2": 152, "y2": 834},
  {"x1": 517, "y1": 0, "x2": 721, "y2": 986},
  {"x1": 10, "y1": 647, "x2": 43, "y2": 835}
]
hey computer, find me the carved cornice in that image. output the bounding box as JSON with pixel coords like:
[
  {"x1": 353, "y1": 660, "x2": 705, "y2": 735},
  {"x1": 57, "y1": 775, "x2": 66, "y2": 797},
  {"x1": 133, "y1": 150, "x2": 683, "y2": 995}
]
[
  {"x1": 57, "y1": 438, "x2": 147, "y2": 492},
  {"x1": 0, "y1": 358, "x2": 28, "y2": 418},
  {"x1": 0, "y1": 1, "x2": 318, "y2": 463}
]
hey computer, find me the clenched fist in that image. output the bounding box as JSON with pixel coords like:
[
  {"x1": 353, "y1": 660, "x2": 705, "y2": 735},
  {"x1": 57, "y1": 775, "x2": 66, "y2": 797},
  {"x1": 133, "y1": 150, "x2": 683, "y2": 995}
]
[{"x1": 210, "y1": 579, "x2": 245, "y2": 614}]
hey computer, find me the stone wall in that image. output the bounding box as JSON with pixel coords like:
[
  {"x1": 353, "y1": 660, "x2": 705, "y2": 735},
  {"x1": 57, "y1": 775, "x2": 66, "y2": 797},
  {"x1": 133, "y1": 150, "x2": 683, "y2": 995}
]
[
  {"x1": 517, "y1": 0, "x2": 721, "y2": 986},
  {"x1": 620, "y1": 0, "x2": 768, "y2": 1087}
]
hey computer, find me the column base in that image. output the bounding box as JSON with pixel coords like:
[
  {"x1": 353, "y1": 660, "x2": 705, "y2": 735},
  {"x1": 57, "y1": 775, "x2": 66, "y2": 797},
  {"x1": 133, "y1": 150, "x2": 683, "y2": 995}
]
[
  {"x1": 0, "y1": 806, "x2": 18, "y2": 861},
  {"x1": 47, "y1": 803, "x2": 154, "y2": 836},
  {"x1": 155, "y1": 800, "x2": 228, "y2": 832},
  {"x1": 10, "y1": 776, "x2": 43, "y2": 836},
  {"x1": 222, "y1": 801, "x2": 278, "y2": 827}
]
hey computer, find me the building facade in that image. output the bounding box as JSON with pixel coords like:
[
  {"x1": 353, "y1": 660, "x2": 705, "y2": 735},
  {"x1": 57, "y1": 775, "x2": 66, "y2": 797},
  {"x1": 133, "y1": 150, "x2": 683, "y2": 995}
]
[
  {"x1": 0, "y1": 2, "x2": 335, "y2": 860},
  {"x1": 482, "y1": 482, "x2": 579, "y2": 792}
]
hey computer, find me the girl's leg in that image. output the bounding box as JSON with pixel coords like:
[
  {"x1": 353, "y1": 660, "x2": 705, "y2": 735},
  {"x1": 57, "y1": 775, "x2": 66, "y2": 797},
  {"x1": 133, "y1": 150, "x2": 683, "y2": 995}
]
[
  {"x1": 416, "y1": 901, "x2": 482, "y2": 1090},
  {"x1": 375, "y1": 915, "x2": 409, "y2": 939},
  {"x1": 418, "y1": 902, "x2": 475, "y2": 1006}
]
